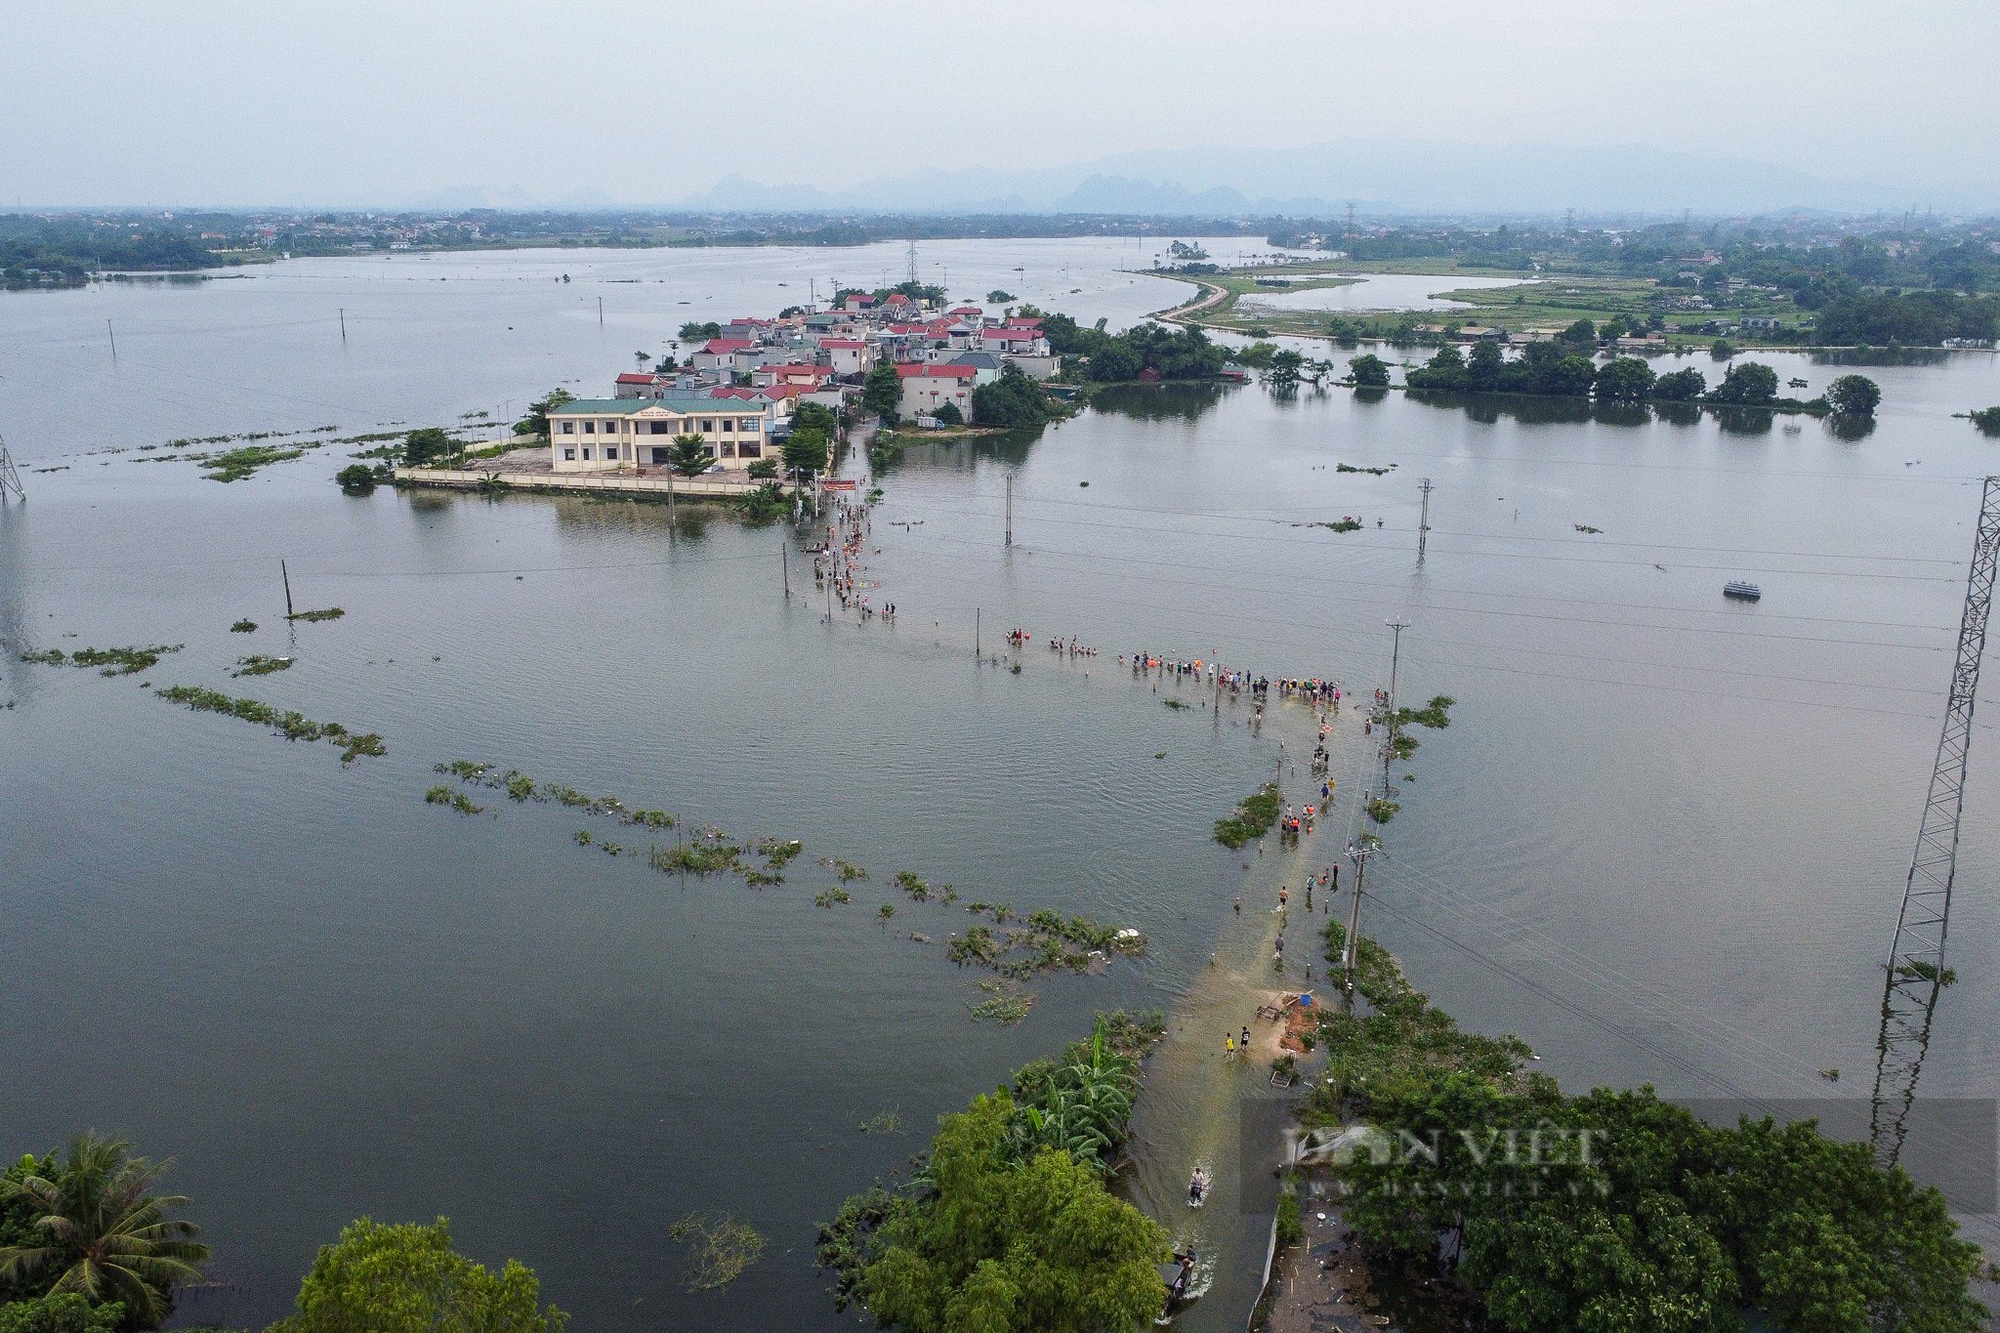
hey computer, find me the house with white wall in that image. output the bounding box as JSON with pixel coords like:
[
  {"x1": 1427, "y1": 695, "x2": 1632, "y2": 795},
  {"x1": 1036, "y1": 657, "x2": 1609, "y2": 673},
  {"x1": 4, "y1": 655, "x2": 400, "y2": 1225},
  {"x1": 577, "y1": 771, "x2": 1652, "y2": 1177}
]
[{"x1": 546, "y1": 395, "x2": 776, "y2": 473}]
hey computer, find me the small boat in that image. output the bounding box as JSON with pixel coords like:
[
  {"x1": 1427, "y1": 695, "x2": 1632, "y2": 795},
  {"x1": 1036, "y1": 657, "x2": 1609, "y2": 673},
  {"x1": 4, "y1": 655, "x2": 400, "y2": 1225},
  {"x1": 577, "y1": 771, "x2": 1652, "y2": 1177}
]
[
  {"x1": 1187, "y1": 1168, "x2": 1211, "y2": 1208},
  {"x1": 1160, "y1": 1248, "x2": 1198, "y2": 1318},
  {"x1": 1724, "y1": 581, "x2": 1762, "y2": 601}
]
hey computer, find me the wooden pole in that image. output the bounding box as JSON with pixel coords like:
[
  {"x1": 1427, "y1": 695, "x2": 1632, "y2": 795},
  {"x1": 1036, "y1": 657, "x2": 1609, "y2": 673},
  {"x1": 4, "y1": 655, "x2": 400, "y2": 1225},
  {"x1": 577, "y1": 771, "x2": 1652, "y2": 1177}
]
[
  {"x1": 281, "y1": 559, "x2": 294, "y2": 618},
  {"x1": 781, "y1": 542, "x2": 790, "y2": 599},
  {"x1": 976, "y1": 607, "x2": 981, "y2": 657}
]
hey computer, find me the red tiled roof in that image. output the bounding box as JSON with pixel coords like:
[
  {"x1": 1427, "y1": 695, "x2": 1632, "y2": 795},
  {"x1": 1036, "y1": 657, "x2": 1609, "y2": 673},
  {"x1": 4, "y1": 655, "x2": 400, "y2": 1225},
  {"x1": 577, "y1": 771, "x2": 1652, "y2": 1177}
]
[
  {"x1": 615, "y1": 372, "x2": 657, "y2": 384},
  {"x1": 894, "y1": 363, "x2": 978, "y2": 379},
  {"x1": 949, "y1": 306, "x2": 983, "y2": 315},
  {"x1": 885, "y1": 293, "x2": 913, "y2": 304},
  {"x1": 818, "y1": 338, "x2": 866, "y2": 349},
  {"x1": 699, "y1": 338, "x2": 754, "y2": 353},
  {"x1": 1006, "y1": 317, "x2": 1043, "y2": 328},
  {"x1": 981, "y1": 327, "x2": 1040, "y2": 342}
]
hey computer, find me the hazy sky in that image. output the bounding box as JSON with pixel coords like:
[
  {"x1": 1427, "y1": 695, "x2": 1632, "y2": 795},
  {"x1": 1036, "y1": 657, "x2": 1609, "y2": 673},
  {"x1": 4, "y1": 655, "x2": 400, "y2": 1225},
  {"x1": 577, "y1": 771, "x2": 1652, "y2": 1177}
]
[{"x1": 6, "y1": 0, "x2": 1995, "y2": 207}]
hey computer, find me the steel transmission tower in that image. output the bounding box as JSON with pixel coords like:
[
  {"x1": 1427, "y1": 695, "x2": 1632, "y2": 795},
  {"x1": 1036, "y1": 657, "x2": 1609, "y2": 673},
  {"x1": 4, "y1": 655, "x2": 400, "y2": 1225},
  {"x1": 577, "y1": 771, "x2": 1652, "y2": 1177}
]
[
  {"x1": 0, "y1": 429, "x2": 25, "y2": 502},
  {"x1": 1869, "y1": 474, "x2": 2000, "y2": 1165}
]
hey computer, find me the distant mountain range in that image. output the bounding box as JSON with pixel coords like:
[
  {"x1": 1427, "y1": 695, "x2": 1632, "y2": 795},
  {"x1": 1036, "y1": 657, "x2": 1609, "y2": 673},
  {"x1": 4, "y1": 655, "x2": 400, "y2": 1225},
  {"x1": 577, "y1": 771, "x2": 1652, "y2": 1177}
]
[{"x1": 651, "y1": 139, "x2": 1980, "y2": 218}]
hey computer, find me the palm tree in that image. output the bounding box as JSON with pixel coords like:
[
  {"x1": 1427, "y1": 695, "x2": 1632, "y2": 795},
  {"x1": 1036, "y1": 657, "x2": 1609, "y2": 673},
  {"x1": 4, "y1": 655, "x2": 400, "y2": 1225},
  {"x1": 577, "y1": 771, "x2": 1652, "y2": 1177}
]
[{"x1": 0, "y1": 1133, "x2": 211, "y2": 1330}]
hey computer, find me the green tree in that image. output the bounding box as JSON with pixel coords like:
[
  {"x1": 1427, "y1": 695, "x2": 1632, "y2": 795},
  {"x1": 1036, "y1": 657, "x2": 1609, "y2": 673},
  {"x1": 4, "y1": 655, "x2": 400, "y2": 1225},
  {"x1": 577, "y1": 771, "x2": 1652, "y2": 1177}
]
[
  {"x1": 1653, "y1": 368, "x2": 1708, "y2": 401},
  {"x1": 862, "y1": 362, "x2": 902, "y2": 420},
  {"x1": 1558, "y1": 319, "x2": 1597, "y2": 348},
  {"x1": 0, "y1": 1157, "x2": 55, "y2": 1305},
  {"x1": 782, "y1": 428, "x2": 828, "y2": 479},
  {"x1": 1594, "y1": 357, "x2": 1658, "y2": 403},
  {"x1": 1267, "y1": 348, "x2": 1305, "y2": 390},
  {"x1": 512, "y1": 389, "x2": 573, "y2": 438},
  {"x1": 667, "y1": 434, "x2": 712, "y2": 478},
  {"x1": 0, "y1": 1135, "x2": 210, "y2": 1331},
  {"x1": 677, "y1": 321, "x2": 720, "y2": 341},
  {"x1": 986, "y1": 290, "x2": 1014, "y2": 303},
  {"x1": 270, "y1": 1217, "x2": 564, "y2": 1333},
  {"x1": 1347, "y1": 353, "x2": 1391, "y2": 387},
  {"x1": 1825, "y1": 374, "x2": 1882, "y2": 416},
  {"x1": 746, "y1": 458, "x2": 778, "y2": 480},
  {"x1": 792, "y1": 401, "x2": 838, "y2": 437},
  {"x1": 1405, "y1": 344, "x2": 1468, "y2": 391},
  {"x1": 971, "y1": 364, "x2": 1053, "y2": 428},
  {"x1": 1464, "y1": 340, "x2": 1506, "y2": 391},
  {"x1": 933, "y1": 401, "x2": 963, "y2": 426},
  {"x1": 859, "y1": 1093, "x2": 1167, "y2": 1333},
  {"x1": 334, "y1": 464, "x2": 378, "y2": 493},
  {"x1": 1709, "y1": 362, "x2": 1779, "y2": 406},
  {"x1": 0, "y1": 1294, "x2": 123, "y2": 1333},
  {"x1": 401, "y1": 428, "x2": 453, "y2": 467}
]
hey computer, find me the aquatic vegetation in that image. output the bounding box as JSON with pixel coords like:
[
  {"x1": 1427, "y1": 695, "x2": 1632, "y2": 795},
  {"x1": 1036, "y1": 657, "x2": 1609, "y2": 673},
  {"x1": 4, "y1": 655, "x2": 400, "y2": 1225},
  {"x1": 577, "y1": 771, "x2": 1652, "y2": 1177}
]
[
  {"x1": 1392, "y1": 694, "x2": 1456, "y2": 729},
  {"x1": 627, "y1": 808, "x2": 675, "y2": 829},
  {"x1": 814, "y1": 887, "x2": 852, "y2": 908},
  {"x1": 20, "y1": 644, "x2": 181, "y2": 676},
  {"x1": 947, "y1": 925, "x2": 1001, "y2": 967},
  {"x1": 1305, "y1": 518, "x2": 1363, "y2": 533},
  {"x1": 1162, "y1": 697, "x2": 1188, "y2": 709},
  {"x1": 574, "y1": 829, "x2": 592, "y2": 846},
  {"x1": 1972, "y1": 406, "x2": 2000, "y2": 436},
  {"x1": 506, "y1": 772, "x2": 537, "y2": 801},
  {"x1": 966, "y1": 979, "x2": 1034, "y2": 1025},
  {"x1": 649, "y1": 840, "x2": 743, "y2": 876},
  {"x1": 828, "y1": 857, "x2": 867, "y2": 882},
  {"x1": 1574, "y1": 523, "x2": 1603, "y2": 534},
  {"x1": 877, "y1": 904, "x2": 896, "y2": 921},
  {"x1": 231, "y1": 654, "x2": 292, "y2": 677},
  {"x1": 436, "y1": 759, "x2": 492, "y2": 782},
  {"x1": 196, "y1": 442, "x2": 313, "y2": 482},
  {"x1": 230, "y1": 620, "x2": 257, "y2": 633},
  {"x1": 859, "y1": 1107, "x2": 903, "y2": 1135},
  {"x1": 893, "y1": 870, "x2": 930, "y2": 900},
  {"x1": 1213, "y1": 781, "x2": 1282, "y2": 847},
  {"x1": 424, "y1": 785, "x2": 484, "y2": 815},
  {"x1": 1336, "y1": 463, "x2": 1393, "y2": 475},
  {"x1": 153, "y1": 685, "x2": 384, "y2": 762},
  {"x1": 287, "y1": 607, "x2": 345, "y2": 623},
  {"x1": 741, "y1": 867, "x2": 783, "y2": 887},
  {"x1": 1365, "y1": 796, "x2": 1401, "y2": 824},
  {"x1": 1391, "y1": 733, "x2": 1419, "y2": 759},
  {"x1": 756, "y1": 836, "x2": 802, "y2": 866},
  {"x1": 667, "y1": 1213, "x2": 764, "y2": 1292}
]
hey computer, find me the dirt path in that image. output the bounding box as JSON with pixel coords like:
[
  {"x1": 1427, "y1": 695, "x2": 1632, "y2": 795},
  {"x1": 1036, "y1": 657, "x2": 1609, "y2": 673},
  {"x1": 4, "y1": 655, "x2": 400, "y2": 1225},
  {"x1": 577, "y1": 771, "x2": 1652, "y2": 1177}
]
[{"x1": 1152, "y1": 277, "x2": 1234, "y2": 327}]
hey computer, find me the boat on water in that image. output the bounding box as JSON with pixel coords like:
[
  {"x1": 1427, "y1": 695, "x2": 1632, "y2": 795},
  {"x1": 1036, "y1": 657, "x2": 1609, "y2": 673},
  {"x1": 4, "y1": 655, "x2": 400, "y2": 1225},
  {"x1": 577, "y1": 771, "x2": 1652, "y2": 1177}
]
[
  {"x1": 1724, "y1": 581, "x2": 1762, "y2": 601},
  {"x1": 1159, "y1": 1248, "x2": 1199, "y2": 1320}
]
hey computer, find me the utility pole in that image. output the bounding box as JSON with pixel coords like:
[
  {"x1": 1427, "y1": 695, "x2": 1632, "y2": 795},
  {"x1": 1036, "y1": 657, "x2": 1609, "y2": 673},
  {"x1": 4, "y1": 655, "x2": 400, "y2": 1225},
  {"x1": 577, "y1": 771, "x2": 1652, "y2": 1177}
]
[
  {"x1": 338, "y1": 308, "x2": 346, "y2": 343},
  {"x1": 1870, "y1": 474, "x2": 2000, "y2": 1166},
  {"x1": 280, "y1": 559, "x2": 295, "y2": 619},
  {"x1": 1383, "y1": 620, "x2": 1410, "y2": 784},
  {"x1": 1342, "y1": 841, "x2": 1375, "y2": 1012},
  {"x1": 1416, "y1": 478, "x2": 1432, "y2": 563},
  {"x1": 975, "y1": 607, "x2": 981, "y2": 657},
  {"x1": 781, "y1": 542, "x2": 790, "y2": 599},
  {"x1": 598, "y1": 297, "x2": 604, "y2": 326},
  {"x1": 106, "y1": 320, "x2": 117, "y2": 360},
  {"x1": 1005, "y1": 472, "x2": 1013, "y2": 547}
]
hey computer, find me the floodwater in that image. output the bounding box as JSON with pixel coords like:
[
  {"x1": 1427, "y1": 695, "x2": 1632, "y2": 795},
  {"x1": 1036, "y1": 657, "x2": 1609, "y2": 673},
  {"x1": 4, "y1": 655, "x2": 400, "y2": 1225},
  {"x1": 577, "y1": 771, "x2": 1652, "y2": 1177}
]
[
  {"x1": 4, "y1": 241, "x2": 2000, "y2": 1332},
  {"x1": 1240, "y1": 271, "x2": 1529, "y2": 313}
]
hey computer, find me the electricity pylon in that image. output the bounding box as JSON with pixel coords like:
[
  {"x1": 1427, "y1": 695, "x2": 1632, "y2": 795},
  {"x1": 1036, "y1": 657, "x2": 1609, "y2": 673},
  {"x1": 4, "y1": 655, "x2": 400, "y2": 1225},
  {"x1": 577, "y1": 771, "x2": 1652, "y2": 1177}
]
[{"x1": 1869, "y1": 475, "x2": 2000, "y2": 1165}]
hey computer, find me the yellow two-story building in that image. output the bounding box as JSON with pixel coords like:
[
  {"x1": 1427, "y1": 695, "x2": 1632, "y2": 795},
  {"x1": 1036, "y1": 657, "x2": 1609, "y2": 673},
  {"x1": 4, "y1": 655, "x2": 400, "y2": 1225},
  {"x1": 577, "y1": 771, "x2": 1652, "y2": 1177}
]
[{"x1": 545, "y1": 395, "x2": 777, "y2": 473}]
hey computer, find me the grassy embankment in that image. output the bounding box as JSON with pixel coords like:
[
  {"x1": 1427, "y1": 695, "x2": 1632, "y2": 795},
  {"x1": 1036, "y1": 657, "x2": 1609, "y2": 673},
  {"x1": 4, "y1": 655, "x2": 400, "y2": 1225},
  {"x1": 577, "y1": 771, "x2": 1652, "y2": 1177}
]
[{"x1": 1155, "y1": 263, "x2": 1815, "y2": 349}]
